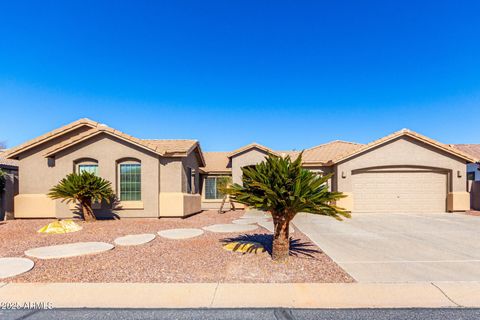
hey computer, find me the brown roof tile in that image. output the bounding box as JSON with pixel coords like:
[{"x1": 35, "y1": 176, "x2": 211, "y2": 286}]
[
  {"x1": 451, "y1": 144, "x2": 480, "y2": 161},
  {"x1": 201, "y1": 152, "x2": 231, "y2": 173},
  {"x1": 302, "y1": 140, "x2": 363, "y2": 165},
  {"x1": 0, "y1": 151, "x2": 18, "y2": 168}
]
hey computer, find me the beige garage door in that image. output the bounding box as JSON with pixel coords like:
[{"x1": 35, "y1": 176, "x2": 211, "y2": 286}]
[{"x1": 352, "y1": 170, "x2": 447, "y2": 213}]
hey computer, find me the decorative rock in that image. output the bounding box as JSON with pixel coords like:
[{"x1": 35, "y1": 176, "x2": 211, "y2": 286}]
[
  {"x1": 232, "y1": 218, "x2": 269, "y2": 225},
  {"x1": 258, "y1": 220, "x2": 295, "y2": 233},
  {"x1": 114, "y1": 234, "x2": 156, "y2": 246},
  {"x1": 0, "y1": 258, "x2": 35, "y2": 279},
  {"x1": 203, "y1": 224, "x2": 258, "y2": 233},
  {"x1": 223, "y1": 241, "x2": 266, "y2": 254},
  {"x1": 25, "y1": 242, "x2": 114, "y2": 259},
  {"x1": 158, "y1": 228, "x2": 204, "y2": 240}
]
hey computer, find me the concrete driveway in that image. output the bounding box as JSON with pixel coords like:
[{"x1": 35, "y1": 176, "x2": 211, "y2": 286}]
[{"x1": 293, "y1": 212, "x2": 480, "y2": 282}]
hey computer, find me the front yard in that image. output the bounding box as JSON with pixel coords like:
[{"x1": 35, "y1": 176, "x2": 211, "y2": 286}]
[{"x1": 0, "y1": 210, "x2": 353, "y2": 283}]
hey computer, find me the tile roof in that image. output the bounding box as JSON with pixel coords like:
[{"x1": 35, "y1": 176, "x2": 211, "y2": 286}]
[
  {"x1": 451, "y1": 144, "x2": 480, "y2": 161},
  {"x1": 4, "y1": 118, "x2": 205, "y2": 166},
  {"x1": 142, "y1": 139, "x2": 199, "y2": 155},
  {"x1": 302, "y1": 140, "x2": 363, "y2": 165},
  {"x1": 332, "y1": 129, "x2": 477, "y2": 164},
  {"x1": 0, "y1": 151, "x2": 18, "y2": 168},
  {"x1": 201, "y1": 152, "x2": 231, "y2": 173}
]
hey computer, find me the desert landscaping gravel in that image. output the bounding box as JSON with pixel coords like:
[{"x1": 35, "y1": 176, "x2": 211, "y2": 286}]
[{"x1": 0, "y1": 210, "x2": 353, "y2": 283}]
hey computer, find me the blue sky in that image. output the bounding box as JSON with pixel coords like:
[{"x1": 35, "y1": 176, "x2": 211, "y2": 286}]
[{"x1": 0, "y1": 1, "x2": 479, "y2": 151}]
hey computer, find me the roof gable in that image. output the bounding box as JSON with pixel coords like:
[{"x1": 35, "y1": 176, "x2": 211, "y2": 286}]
[
  {"x1": 4, "y1": 118, "x2": 97, "y2": 159},
  {"x1": 228, "y1": 142, "x2": 279, "y2": 158},
  {"x1": 333, "y1": 129, "x2": 476, "y2": 164}
]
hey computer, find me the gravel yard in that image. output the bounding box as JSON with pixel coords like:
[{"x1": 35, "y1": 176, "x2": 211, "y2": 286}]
[{"x1": 0, "y1": 210, "x2": 353, "y2": 283}]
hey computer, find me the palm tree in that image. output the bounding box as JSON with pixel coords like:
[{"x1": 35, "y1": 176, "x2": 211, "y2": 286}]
[
  {"x1": 226, "y1": 153, "x2": 350, "y2": 262},
  {"x1": 48, "y1": 172, "x2": 114, "y2": 222}
]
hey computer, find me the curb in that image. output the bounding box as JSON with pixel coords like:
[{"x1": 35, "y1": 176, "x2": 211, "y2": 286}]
[{"x1": 1, "y1": 282, "x2": 479, "y2": 308}]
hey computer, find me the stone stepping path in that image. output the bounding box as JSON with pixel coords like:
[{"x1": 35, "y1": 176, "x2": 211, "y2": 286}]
[
  {"x1": 232, "y1": 218, "x2": 270, "y2": 225},
  {"x1": 25, "y1": 242, "x2": 114, "y2": 259},
  {"x1": 114, "y1": 233, "x2": 156, "y2": 246},
  {"x1": 158, "y1": 228, "x2": 204, "y2": 240},
  {"x1": 258, "y1": 220, "x2": 295, "y2": 233},
  {"x1": 241, "y1": 210, "x2": 270, "y2": 219},
  {"x1": 203, "y1": 224, "x2": 258, "y2": 233},
  {"x1": 0, "y1": 258, "x2": 35, "y2": 279}
]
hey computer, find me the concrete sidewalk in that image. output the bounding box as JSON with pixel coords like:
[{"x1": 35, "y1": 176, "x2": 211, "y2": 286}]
[{"x1": 1, "y1": 282, "x2": 480, "y2": 308}]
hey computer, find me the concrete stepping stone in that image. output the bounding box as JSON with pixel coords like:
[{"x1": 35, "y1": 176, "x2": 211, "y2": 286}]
[
  {"x1": 114, "y1": 233, "x2": 156, "y2": 246},
  {"x1": 232, "y1": 218, "x2": 269, "y2": 225},
  {"x1": 158, "y1": 228, "x2": 204, "y2": 240},
  {"x1": 203, "y1": 224, "x2": 258, "y2": 233},
  {"x1": 0, "y1": 258, "x2": 35, "y2": 279},
  {"x1": 258, "y1": 220, "x2": 295, "y2": 233},
  {"x1": 25, "y1": 242, "x2": 114, "y2": 260},
  {"x1": 241, "y1": 210, "x2": 270, "y2": 219}
]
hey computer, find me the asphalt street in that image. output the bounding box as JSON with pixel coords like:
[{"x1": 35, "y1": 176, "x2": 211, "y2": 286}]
[{"x1": 2, "y1": 308, "x2": 480, "y2": 320}]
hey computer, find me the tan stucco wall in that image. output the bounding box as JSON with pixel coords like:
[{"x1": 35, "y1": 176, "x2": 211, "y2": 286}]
[
  {"x1": 334, "y1": 136, "x2": 469, "y2": 212},
  {"x1": 15, "y1": 132, "x2": 161, "y2": 218},
  {"x1": 231, "y1": 148, "x2": 269, "y2": 185},
  {"x1": 158, "y1": 152, "x2": 202, "y2": 217},
  {"x1": 14, "y1": 194, "x2": 56, "y2": 218},
  {"x1": 52, "y1": 134, "x2": 161, "y2": 218}
]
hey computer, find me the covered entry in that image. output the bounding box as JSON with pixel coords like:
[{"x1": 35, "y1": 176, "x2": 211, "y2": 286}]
[{"x1": 352, "y1": 168, "x2": 448, "y2": 213}]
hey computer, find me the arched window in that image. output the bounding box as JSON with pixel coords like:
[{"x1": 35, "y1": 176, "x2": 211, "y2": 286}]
[
  {"x1": 74, "y1": 158, "x2": 99, "y2": 175},
  {"x1": 117, "y1": 159, "x2": 141, "y2": 201}
]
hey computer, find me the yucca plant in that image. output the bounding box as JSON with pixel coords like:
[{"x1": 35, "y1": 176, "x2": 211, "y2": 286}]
[
  {"x1": 226, "y1": 153, "x2": 350, "y2": 262},
  {"x1": 48, "y1": 172, "x2": 114, "y2": 222}
]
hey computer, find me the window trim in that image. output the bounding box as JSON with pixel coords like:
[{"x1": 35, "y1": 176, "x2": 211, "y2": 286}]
[
  {"x1": 117, "y1": 160, "x2": 142, "y2": 202},
  {"x1": 204, "y1": 175, "x2": 230, "y2": 201}
]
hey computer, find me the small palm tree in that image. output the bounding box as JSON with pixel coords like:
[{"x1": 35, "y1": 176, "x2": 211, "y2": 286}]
[
  {"x1": 226, "y1": 153, "x2": 350, "y2": 262},
  {"x1": 48, "y1": 172, "x2": 114, "y2": 222}
]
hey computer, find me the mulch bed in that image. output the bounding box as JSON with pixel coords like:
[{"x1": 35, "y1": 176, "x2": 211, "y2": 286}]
[{"x1": 0, "y1": 210, "x2": 353, "y2": 283}]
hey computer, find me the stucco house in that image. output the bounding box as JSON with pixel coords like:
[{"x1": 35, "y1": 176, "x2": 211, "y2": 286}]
[
  {"x1": 3, "y1": 119, "x2": 478, "y2": 218},
  {"x1": 3, "y1": 119, "x2": 205, "y2": 218},
  {"x1": 201, "y1": 130, "x2": 476, "y2": 213}
]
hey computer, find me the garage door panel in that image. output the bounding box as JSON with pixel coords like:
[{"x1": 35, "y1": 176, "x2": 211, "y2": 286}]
[{"x1": 352, "y1": 171, "x2": 447, "y2": 213}]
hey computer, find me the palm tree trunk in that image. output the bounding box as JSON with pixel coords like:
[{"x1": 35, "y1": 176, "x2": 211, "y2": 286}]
[
  {"x1": 81, "y1": 198, "x2": 96, "y2": 222},
  {"x1": 272, "y1": 214, "x2": 290, "y2": 262}
]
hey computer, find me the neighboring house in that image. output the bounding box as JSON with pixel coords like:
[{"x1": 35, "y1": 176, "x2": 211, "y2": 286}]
[
  {"x1": 4, "y1": 119, "x2": 478, "y2": 218},
  {"x1": 451, "y1": 144, "x2": 480, "y2": 210},
  {"x1": 0, "y1": 150, "x2": 19, "y2": 220},
  {"x1": 3, "y1": 119, "x2": 205, "y2": 219}
]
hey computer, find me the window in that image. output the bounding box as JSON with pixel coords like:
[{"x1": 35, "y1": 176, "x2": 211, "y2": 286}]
[
  {"x1": 186, "y1": 167, "x2": 193, "y2": 193},
  {"x1": 205, "y1": 176, "x2": 231, "y2": 200},
  {"x1": 78, "y1": 164, "x2": 98, "y2": 175},
  {"x1": 468, "y1": 172, "x2": 475, "y2": 181},
  {"x1": 119, "y1": 162, "x2": 141, "y2": 201}
]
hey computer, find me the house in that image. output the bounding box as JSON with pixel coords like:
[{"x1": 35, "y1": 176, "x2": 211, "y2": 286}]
[
  {"x1": 451, "y1": 144, "x2": 480, "y2": 210},
  {"x1": 3, "y1": 119, "x2": 205, "y2": 218},
  {"x1": 201, "y1": 130, "x2": 476, "y2": 213},
  {"x1": 0, "y1": 150, "x2": 19, "y2": 220},
  {"x1": 3, "y1": 119, "x2": 477, "y2": 218}
]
